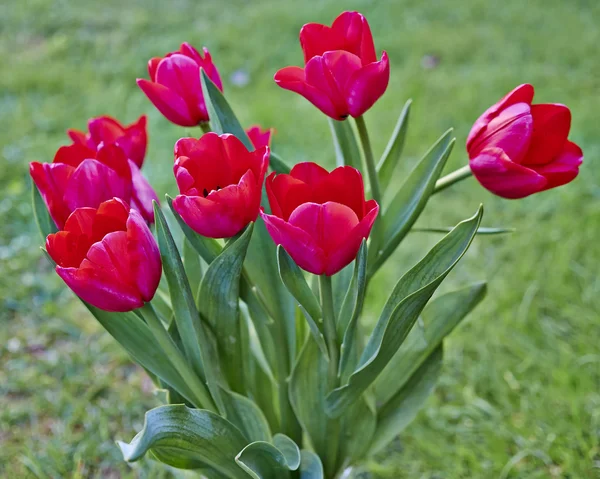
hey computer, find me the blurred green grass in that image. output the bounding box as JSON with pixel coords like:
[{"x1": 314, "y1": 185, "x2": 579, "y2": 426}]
[{"x1": 1, "y1": 0, "x2": 599, "y2": 477}]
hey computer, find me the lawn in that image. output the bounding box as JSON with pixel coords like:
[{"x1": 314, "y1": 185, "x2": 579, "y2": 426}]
[{"x1": 1, "y1": 0, "x2": 599, "y2": 477}]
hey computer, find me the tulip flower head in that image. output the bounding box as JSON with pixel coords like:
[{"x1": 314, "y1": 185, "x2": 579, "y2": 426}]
[
  {"x1": 261, "y1": 162, "x2": 379, "y2": 275},
  {"x1": 68, "y1": 115, "x2": 148, "y2": 168},
  {"x1": 46, "y1": 198, "x2": 162, "y2": 312},
  {"x1": 467, "y1": 83, "x2": 583, "y2": 199},
  {"x1": 275, "y1": 11, "x2": 390, "y2": 120},
  {"x1": 30, "y1": 142, "x2": 158, "y2": 229},
  {"x1": 246, "y1": 125, "x2": 274, "y2": 150},
  {"x1": 172, "y1": 132, "x2": 269, "y2": 238},
  {"x1": 137, "y1": 43, "x2": 223, "y2": 127}
]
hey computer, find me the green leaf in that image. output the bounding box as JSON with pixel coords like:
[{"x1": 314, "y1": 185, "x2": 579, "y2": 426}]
[
  {"x1": 325, "y1": 206, "x2": 483, "y2": 417},
  {"x1": 412, "y1": 226, "x2": 515, "y2": 235},
  {"x1": 183, "y1": 238, "x2": 204, "y2": 301},
  {"x1": 31, "y1": 180, "x2": 57, "y2": 239},
  {"x1": 340, "y1": 396, "x2": 376, "y2": 463},
  {"x1": 118, "y1": 405, "x2": 248, "y2": 478},
  {"x1": 167, "y1": 195, "x2": 222, "y2": 265},
  {"x1": 201, "y1": 69, "x2": 253, "y2": 150},
  {"x1": 235, "y1": 442, "x2": 290, "y2": 479},
  {"x1": 370, "y1": 129, "x2": 455, "y2": 276},
  {"x1": 369, "y1": 345, "x2": 444, "y2": 455},
  {"x1": 328, "y1": 118, "x2": 362, "y2": 169},
  {"x1": 153, "y1": 202, "x2": 224, "y2": 412},
  {"x1": 337, "y1": 240, "x2": 367, "y2": 379},
  {"x1": 273, "y1": 434, "x2": 301, "y2": 470},
  {"x1": 299, "y1": 450, "x2": 324, "y2": 479},
  {"x1": 377, "y1": 99, "x2": 412, "y2": 194},
  {"x1": 374, "y1": 282, "x2": 487, "y2": 406},
  {"x1": 220, "y1": 387, "x2": 272, "y2": 443},
  {"x1": 198, "y1": 224, "x2": 254, "y2": 392},
  {"x1": 277, "y1": 246, "x2": 327, "y2": 358},
  {"x1": 269, "y1": 151, "x2": 291, "y2": 174}
]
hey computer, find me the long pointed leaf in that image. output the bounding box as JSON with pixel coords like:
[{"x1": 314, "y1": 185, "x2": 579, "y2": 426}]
[
  {"x1": 31, "y1": 180, "x2": 57, "y2": 239},
  {"x1": 325, "y1": 206, "x2": 483, "y2": 417},
  {"x1": 221, "y1": 387, "x2": 272, "y2": 443}
]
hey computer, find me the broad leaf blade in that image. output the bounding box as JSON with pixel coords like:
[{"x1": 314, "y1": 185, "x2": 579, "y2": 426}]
[
  {"x1": 325, "y1": 206, "x2": 483, "y2": 417},
  {"x1": 221, "y1": 387, "x2": 272, "y2": 443},
  {"x1": 328, "y1": 118, "x2": 362, "y2": 169},
  {"x1": 273, "y1": 434, "x2": 301, "y2": 470},
  {"x1": 339, "y1": 395, "x2": 376, "y2": 463},
  {"x1": 369, "y1": 345, "x2": 444, "y2": 455},
  {"x1": 374, "y1": 282, "x2": 487, "y2": 405},
  {"x1": 370, "y1": 130, "x2": 455, "y2": 276},
  {"x1": 269, "y1": 151, "x2": 291, "y2": 174},
  {"x1": 118, "y1": 405, "x2": 248, "y2": 478},
  {"x1": 377, "y1": 99, "x2": 412, "y2": 194},
  {"x1": 31, "y1": 180, "x2": 57, "y2": 239},
  {"x1": 235, "y1": 442, "x2": 291, "y2": 479},
  {"x1": 299, "y1": 450, "x2": 324, "y2": 479},
  {"x1": 201, "y1": 69, "x2": 252, "y2": 149}
]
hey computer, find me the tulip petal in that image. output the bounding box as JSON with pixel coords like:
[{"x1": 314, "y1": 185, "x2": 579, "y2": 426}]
[
  {"x1": 345, "y1": 51, "x2": 390, "y2": 118},
  {"x1": 67, "y1": 129, "x2": 89, "y2": 146},
  {"x1": 466, "y1": 84, "x2": 535, "y2": 151},
  {"x1": 524, "y1": 103, "x2": 571, "y2": 166},
  {"x1": 332, "y1": 11, "x2": 377, "y2": 64},
  {"x1": 300, "y1": 23, "x2": 342, "y2": 63},
  {"x1": 325, "y1": 201, "x2": 379, "y2": 276},
  {"x1": 30, "y1": 161, "x2": 74, "y2": 229},
  {"x1": 274, "y1": 66, "x2": 343, "y2": 120},
  {"x1": 96, "y1": 144, "x2": 132, "y2": 181},
  {"x1": 88, "y1": 116, "x2": 125, "y2": 147},
  {"x1": 470, "y1": 147, "x2": 547, "y2": 199},
  {"x1": 322, "y1": 50, "x2": 363, "y2": 93},
  {"x1": 267, "y1": 172, "x2": 312, "y2": 220},
  {"x1": 261, "y1": 211, "x2": 326, "y2": 275},
  {"x1": 532, "y1": 140, "x2": 583, "y2": 191},
  {"x1": 126, "y1": 210, "x2": 162, "y2": 301},
  {"x1": 129, "y1": 160, "x2": 159, "y2": 223},
  {"x1": 312, "y1": 165, "x2": 366, "y2": 219},
  {"x1": 136, "y1": 78, "x2": 196, "y2": 127},
  {"x1": 53, "y1": 144, "x2": 96, "y2": 168},
  {"x1": 289, "y1": 162, "x2": 329, "y2": 186},
  {"x1": 246, "y1": 125, "x2": 273, "y2": 150}
]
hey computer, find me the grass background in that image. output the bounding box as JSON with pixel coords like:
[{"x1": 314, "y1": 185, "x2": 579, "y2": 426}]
[{"x1": 1, "y1": 0, "x2": 599, "y2": 477}]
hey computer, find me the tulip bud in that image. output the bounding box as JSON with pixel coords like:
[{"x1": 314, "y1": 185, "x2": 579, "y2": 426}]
[
  {"x1": 467, "y1": 83, "x2": 583, "y2": 199},
  {"x1": 172, "y1": 132, "x2": 269, "y2": 238},
  {"x1": 46, "y1": 198, "x2": 162, "y2": 312},
  {"x1": 261, "y1": 162, "x2": 379, "y2": 275}
]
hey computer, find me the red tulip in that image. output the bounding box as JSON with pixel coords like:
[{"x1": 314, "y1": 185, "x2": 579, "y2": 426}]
[
  {"x1": 467, "y1": 84, "x2": 583, "y2": 199},
  {"x1": 68, "y1": 115, "x2": 148, "y2": 168},
  {"x1": 46, "y1": 198, "x2": 161, "y2": 312},
  {"x1": 30, "y1": 143, "x2": 158, "y2": 229},
  {"x1": 261, "y1": 162, "x2": 379, "y2": 275},
  {"x1": 172, "y1": 132, "x2": 269, "y2": 238},
  {"x1": 137, "y1": 43, "x2": 222, "y2": 127},
  {"x1": 274, "y1": 11, "x2": 389, "y2": 120},
  {"x1": 246, "y1": 125, "x2": 274, "y2": 150}
]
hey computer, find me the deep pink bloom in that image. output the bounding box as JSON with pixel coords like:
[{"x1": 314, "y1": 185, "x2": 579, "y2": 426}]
[
  {"x1": 261, "y1": 162, "x2": 379, "y2": 275},
  {"x1": 137, "y1": 43, "x2": 223, "y2": 127},
  {"x1": 46, "y1": 198, "x2": 161, "y2": 312},
  {"x1": 30, "y1": 143, "x2": 158, "y2": 228},
  {"x1": 68, "y1": 115, "x2": 148, "y2": 168},
  {"x1": 467, "y1": 84, "x2": 583, "y2": 199},
  {"x1": 172, "y1": 132, "x2": 269, "y2": 238},
  {"x1": 274, "y1": 11, "x2": 389, "y2": 120},
  {"x1": 246, "y1": 125, "x2": 274, "y2": 150}
]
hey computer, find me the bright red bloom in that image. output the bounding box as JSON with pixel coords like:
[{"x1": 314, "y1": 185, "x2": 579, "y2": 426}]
[
  {"x1": 246, "y1": 125, "x2": 274, "y2": 150},
  {"x1": 137, "y1": 43, "x2": 223, "y2": 127},
  {"x1": 30, "y1": 143, "x2": 158, "y2": 229},
  {"x1": 467, "y1": 84, "x2": 583, "y2": 199},
  {"x1": 46, "y1": 198, "x2": 161, "y2": 312},
  {"x1": 261, "y1": 162, "x2": 379, "y2": 275},
  {"x1": 274, "y1": 11, "x2": 389, "y2": 120},
  {"x1": 172, "y1": 132, "x2": 269, "y2": 238},
  {"x1": 68, "y1": 115, "x2": 148, "y2": 168}
]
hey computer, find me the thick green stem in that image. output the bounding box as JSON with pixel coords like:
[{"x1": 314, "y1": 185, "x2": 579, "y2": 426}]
[
  {"x1": 354, "y1": 116, "x2": 383, "y2": 207},
  {"x1": 319, "y1": 275, "x2": 340, "y2": 477},
  {"x1": 139, "y1": 303, "x2": 217, "y2": 412},
  {"x1": 199, "y1": 121, "x2": 211, "y2": 134},
  {"x1": 433, "y1": 164, "x2": 472, "y2": 193}
]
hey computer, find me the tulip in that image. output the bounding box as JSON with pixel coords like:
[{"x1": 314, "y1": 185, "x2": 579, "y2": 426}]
[
  {"x1": 274, "y1": 11, "x2": 389, "y2": 120},
  {"x1": 46, "y1": 198, "x2": 161, "y2": 312},
  {"x1": 30, "y1": 143, "x2": 158, "y2": 229},
  {"x1": 172, "y1": 132, "x2": 269, "y2": 238},
  {"x1": 137, "y1": 43, "x2": 223, "y2": 127},
  {"x1": 246, "y1": 125, "x2": 274, "y2": 150},
  {"x1": 67, "y1": 115, "x2": 148, "y2": 168},
  {"x1": 261, "y1": 162, "x2": 379, "y2": 275},
  {"x1": 467, "y1": 83, "x2": 583, "y2": 199}
]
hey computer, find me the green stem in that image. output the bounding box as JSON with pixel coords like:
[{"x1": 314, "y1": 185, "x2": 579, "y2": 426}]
[
  {"x1": 199, "y1": 122, "x2": 211, "y2": 134},
  {"x1": 139, "y1": 302, "x2": 217, "y2": 412},
  {"x1": 319, "y1": 275, "x2": 340, "y2": 477},
  {"x1": 433, "y1": 164, "x2": 472, "y2": 193},
  {"x1": 354, "y1": 116, "x2": 383, "y2": 207}
]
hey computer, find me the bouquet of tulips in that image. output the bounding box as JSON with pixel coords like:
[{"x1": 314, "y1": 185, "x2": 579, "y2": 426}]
[{"x1": 30, "y1": 10, "x2": 583, "y2": 479}]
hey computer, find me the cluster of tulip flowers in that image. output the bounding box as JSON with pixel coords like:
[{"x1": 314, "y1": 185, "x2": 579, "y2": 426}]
[{"x1": 31, "y1": 10, "x2": 583, "y2": 479}]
